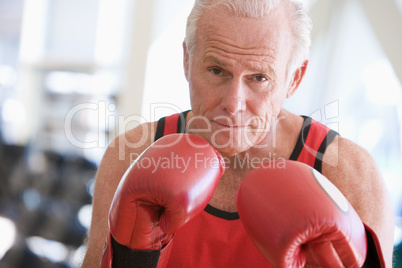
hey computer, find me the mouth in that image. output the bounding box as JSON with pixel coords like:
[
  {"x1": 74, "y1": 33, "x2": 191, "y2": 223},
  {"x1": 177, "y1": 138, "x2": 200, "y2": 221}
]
[{"x1": 212, "y1": 121, "x2": 247, "y2": 129}]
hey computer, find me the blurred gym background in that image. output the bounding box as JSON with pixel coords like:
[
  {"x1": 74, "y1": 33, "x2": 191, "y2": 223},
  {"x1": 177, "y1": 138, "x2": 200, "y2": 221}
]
[{"x1": 0, "y1": 0, "x2": 401, "y2": 267}]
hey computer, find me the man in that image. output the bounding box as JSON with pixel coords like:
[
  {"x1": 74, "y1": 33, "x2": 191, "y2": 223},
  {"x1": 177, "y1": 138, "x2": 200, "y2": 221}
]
[{"x1": 82, "y1": 0, "x2": 394, "y2": 267}]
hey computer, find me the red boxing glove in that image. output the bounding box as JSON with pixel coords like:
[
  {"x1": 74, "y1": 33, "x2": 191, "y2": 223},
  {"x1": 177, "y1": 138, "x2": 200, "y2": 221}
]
[
  {"x1": 101, "y1": 134, "x2": 225, "y2": 267},
  {"x1": 236, "y1": 160, "x2": 368, "y2": 268}
]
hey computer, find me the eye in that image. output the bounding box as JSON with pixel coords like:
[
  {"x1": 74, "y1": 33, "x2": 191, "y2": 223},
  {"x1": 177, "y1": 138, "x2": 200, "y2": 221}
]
[
  {"x1": 253, "y1": 74, "x2": 268, "y2": 82},
  {"x1": 209, "y1": 67, "x2": 223, "y2": 76}
]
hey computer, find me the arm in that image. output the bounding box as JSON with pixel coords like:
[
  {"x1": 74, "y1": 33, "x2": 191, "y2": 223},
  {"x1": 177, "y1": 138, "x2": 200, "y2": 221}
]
[
  {"x1": 322, "y1": 136, "x2": 395, "y2": 267},
  {"x1": 82, "y1": 122, "x2": 156, "y2": 267}
]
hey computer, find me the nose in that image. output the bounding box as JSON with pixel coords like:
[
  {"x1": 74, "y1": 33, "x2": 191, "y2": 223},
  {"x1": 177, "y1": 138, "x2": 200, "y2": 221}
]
[{"x1": 220, "y1": 79, "x2": 246, "y2": 115}]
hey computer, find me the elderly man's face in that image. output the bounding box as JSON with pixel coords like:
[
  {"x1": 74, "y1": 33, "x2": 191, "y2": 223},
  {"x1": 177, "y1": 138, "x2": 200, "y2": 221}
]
[{"x1": 184, "y1": 3, "x2": 300, "y2": 156}]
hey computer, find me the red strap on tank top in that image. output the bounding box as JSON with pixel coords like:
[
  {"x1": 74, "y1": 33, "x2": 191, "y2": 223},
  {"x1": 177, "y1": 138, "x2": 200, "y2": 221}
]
[
  {"x1": 297, "y1": 118, "x2": 331, "y2": 168},
  {"x1": 163, "y1": 113, "x2": 181, "y2": 136}
]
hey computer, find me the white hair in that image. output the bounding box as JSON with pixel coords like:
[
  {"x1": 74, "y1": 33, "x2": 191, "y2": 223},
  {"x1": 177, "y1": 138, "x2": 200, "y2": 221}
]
[{"x1": 184, "y1": 0, "x2": 312, "y2": 75}]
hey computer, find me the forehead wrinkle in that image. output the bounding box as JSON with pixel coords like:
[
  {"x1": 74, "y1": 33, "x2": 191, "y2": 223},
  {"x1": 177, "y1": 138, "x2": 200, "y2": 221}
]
[
  {"x1": 201, "y1": 30, "x2": 280, "y2": 60},
  {"x1": 204, "y1": 36, "x2": 276, "y2": 57},
  {"x1": 199, "y1": 17, "x2": 281, "y2": 54}
]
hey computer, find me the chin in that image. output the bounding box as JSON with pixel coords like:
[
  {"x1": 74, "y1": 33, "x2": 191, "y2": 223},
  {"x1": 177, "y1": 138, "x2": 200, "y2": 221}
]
[{"x1": 211, "y1": 137, "x2": 254, "y2": 157}]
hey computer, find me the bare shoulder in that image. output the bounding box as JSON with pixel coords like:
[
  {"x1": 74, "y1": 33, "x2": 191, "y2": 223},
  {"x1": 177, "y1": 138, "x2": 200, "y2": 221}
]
[
  {"x1": 107, "y1": 121, "x2": 158, "y2": 166},
  {"x1": 322, "y1": 136, "x2": 385, "y2": 204},
  {"x1": 81, "y1": 121, "x2": 158, "y2": 267},
  {"x1": 94, "y1": 121, "x2": 158, "y2": 197},
  {"x1": 322, "y1": 136, "x2": 394, "y2": 265}
]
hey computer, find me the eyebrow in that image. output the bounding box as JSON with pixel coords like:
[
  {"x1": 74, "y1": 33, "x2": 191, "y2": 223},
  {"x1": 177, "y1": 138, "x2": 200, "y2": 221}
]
[
  {"x1": 203, "y1": 56, "x2": 227, "y2": 66},
  {"x1": 250, "y1": 62, "x2": 276, "y2": 76},
  {"x1": 203, "y1": 55, "x2": 275, "y2": 75}
]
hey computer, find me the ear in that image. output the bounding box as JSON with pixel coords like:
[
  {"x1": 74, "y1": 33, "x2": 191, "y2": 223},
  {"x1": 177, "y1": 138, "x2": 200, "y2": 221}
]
[
  {"x1": 183, "y1": 41, "x2": 190, "y2": 81},
  {"x1": 286, "y1": 60, "x2": 309, "y2": 98}
]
